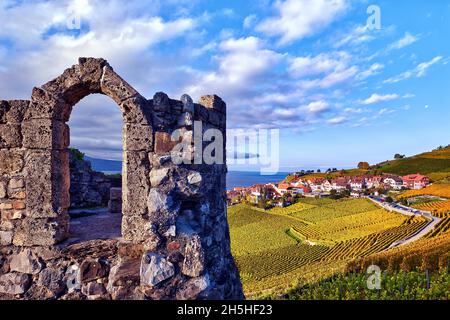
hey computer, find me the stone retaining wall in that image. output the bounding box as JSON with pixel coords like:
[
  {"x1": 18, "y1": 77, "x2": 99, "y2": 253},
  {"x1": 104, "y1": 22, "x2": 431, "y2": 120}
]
[{"x1": 0, "y1": 58, "x2": 243, "y2": 300}]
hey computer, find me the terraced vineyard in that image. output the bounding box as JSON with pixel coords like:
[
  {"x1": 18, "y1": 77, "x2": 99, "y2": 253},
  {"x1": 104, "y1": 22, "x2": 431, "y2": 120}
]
[
  {"x1": 321, "y1": 217, "x2": 429, "y2": 261},
  {"x1": 398, "y1": 183, "x2": 450, "y2": 199},
  {"x1": 235, "y1": 244, "x2": 329, "y2": 280},
  {"x1": 412, "y1": 200, "x2": 450, "y2": 218},
  {"x1": 346, "y1": 231, "x2": 450, "y2": 273},
  {"x1": 291, "y1": 209, "x2": 406, "y2": 242},
  {"x1": 228, "y1": 198, "x2": 429, "y2": 297},
  {"x1": 424, "y1": 217, "x2": 450, "y2": 238}
]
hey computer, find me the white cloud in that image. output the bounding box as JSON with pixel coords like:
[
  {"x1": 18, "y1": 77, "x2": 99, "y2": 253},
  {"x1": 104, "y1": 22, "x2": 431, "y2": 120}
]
[
  {"x1": 333, "y1": 25, "x2": 375, "y2": 48},
  {"x1": 289, "y1": 52, "x2": 350, "y2": 77},
  {"x1": 327, "y1": 116, "x2": 347, "y2": 124},
  {"x1": 344, "y1": 107, "x2": 363, "y2": 113},
  {"x1": 256, "y1": 0, "x2": 348, "y2": 45},
  {"x1": 289, "y1": 51, "x2": 359, "y2": 90},
  {"x1": 243, "y1": 14, "x2": 257, "y2": 28},
  {"x1": 361, "y1": 93, "x2": 399, "y2": 105},
  {"x1": 388, "y1": 32, "x2": 419, "y2": 50},
  {"x1": 378, "y1": 108, "x2": 395, "y2": 115},
  {"x1": 305, "y1": 100, "x2": 330, "y2": 115},
  {"x1": 384, "y1": 56, "x2": 443, "y2": 84},
  {"x1": 186, "y1": 37, "x2": 284, "y2": 98},
  {"x1": 357, "y1": 63, "x2": 384, "y2": 80}
]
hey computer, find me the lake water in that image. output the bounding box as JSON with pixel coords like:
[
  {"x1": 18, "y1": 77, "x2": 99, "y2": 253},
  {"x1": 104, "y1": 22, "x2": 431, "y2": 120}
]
[
  {"x1": 100, "y1": 170, "x2": 290, "y2": 190},
  {"x1": 226, "y1": 171, "x2": 290, "y2": 190}
]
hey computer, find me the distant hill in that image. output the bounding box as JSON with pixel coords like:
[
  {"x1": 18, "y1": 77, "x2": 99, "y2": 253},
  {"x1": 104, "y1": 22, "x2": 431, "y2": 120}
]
[
  {"x1": 377, "y1": 146, "x2": 450, "y2": 181},
  {"x1": 85, "y1": 156, "x2": 122, "y2": 173}
]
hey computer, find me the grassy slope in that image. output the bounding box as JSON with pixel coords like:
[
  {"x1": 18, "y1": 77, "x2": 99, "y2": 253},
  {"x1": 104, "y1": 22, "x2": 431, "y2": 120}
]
[{"x1": 377, "y1": 146, "x2": 450, "y2": 180}]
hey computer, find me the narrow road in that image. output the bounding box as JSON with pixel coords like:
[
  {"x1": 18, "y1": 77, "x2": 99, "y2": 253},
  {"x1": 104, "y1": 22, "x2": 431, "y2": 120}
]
[{"x1": 366, "y1": 196, "x2": 441, "y2": 249}]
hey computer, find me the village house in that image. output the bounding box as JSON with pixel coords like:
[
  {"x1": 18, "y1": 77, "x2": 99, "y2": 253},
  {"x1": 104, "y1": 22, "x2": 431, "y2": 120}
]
[
  {"x1": 322, "y1": 180, "x2": 333, "y2": 192},
  {"x1": 402, "y1": 173, "x2": 430, "y2": 189},
  {"x1": 350, "y1": 176, "x2": 366, "y2": 190},
  {"x1": 308, "y1": 178, "x2": 325, "y2": 192},
  {"x1": 331, "y1": 177, "x2": 349, "y2": 191},
  {"x1": 366, "y1": 176, "x2": 383, "y2": 189},
  {"x1": 382, "y1": 175, "x2": 404, "y2": 190}
]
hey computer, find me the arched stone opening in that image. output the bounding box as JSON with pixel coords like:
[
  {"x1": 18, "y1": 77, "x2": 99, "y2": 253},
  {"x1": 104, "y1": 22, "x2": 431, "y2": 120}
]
[
  {"x1": 21, "y1": 58, "x2": 152, "y2": 246},
  {"x1": 1, "y1": 57, "x2": 244, "y2": 300}
]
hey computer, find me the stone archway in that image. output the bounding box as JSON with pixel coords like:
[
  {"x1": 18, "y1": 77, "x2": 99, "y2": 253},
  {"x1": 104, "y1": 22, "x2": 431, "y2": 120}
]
[
  {"x1": 1, "y1": 57, "x2": 244, "y2": 300},
  {"x1": 21, "y1": 58, "x2": 152, "y2": 246}
]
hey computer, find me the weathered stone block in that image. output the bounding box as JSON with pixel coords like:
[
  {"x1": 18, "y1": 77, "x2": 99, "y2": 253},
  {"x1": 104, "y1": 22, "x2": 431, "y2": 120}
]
[
  {"x1": 0, "y1": 273, "x2": 31, "y2": 295},
  {"x1": 12, "y1": 216, "x2": 69, "y2": 246},
  {"x1": 123, "y1": 123, "x2": 152, "y2": 151},
  {"x1": 0, "y1": 150, "x2": 24, "y2": 175},
  {"x1": 79, "y1": 258, "x2": 109, "y2": 283},
  {"x1": 37, "y1": 268, "x2": 66, "y2": 297},
  {"x1": 108, "y1": 258, "x2": 140, "y2": 287},
  {"x1": 122, "y1": 151, "x2": 150, "y2": 216},
  {"x1": 180, "y1": 94, "x2": 194, "y2": 113},
  {"x1": 182, "y1": 235, "x2": 205, "y2": 277},
  {"x1": 41, "y1": 58, "x2": 106, "y2": 106},
  {"x1": 117, "y1": 241, "x2": 144, "y2": 259},
  {"x1": 82, "y1": 281, "x2": 107, "y2": 297},
  {"x1": 149, "y1": 167, "x2": 169, "y2": 187},
  {"x1": 8, "y1": 177, "x2": 24, "y2": 190},
  {"x1": 119, "y1": 95, "x2": 151, "y2": 125},
  {"x1": 176, "y1": 275, "x2": 210, "y2": 300},
  {"x1": 22, "y1": 119, "x2": 69, "y2": 150},
  {"x1": 0, "y1": 124, "x2": 22, "y2": 148},
  {"x1": 0, "y1": 230, "x2": 13, "y2": 245},
  {"x1": 121, "y1": 214, "x2": 151, "y2": 242},
  {"x1": 147, "y1": 188, "x2": 179, "y2": 226},
  {"x1": 10, "y1": 249, "x2": 43, "y2": 274},
  {"x1": 0, "y1": 100, "x2": 28, "y2": 124},
  {"x1": 101, "y1": 65, "x2": 138, "y2": 104},
  {"x1": 199, "y1": 95, "x2": 226, "y2": 113},
  {"x1": 140, "y1": 253, "x2": 175, "y2": 287},
  {"x1": 25, "y1": 149, "x2": 69, "y2": 217},
  {"x1": 154, "y1": 131, "x2": 181, "y2": 154},
  {"x1": 0, "y1": 181, "x2": 6, "y2": 198},
  {"x1": 25, "y1": 87, "x2": 71, "y2": 121}
]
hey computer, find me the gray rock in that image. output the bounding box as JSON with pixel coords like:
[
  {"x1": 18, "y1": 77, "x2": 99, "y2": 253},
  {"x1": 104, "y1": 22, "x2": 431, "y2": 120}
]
[
  {"x1": 0, "y1": 230, "x2": 13, "y2": 245},
  {"x1": 176, "y1": 274, "x2": 210, "y2": 300},
  {"x1": 0, "y1": 181, "x2": 6, "y2": 198},
  {"x1": 0, "y1": 273, "x2": 31, "y2": 295},
  {"x1": 150, "y1": 168, "x2": 169, "y2": 187},
  {"x1": 178, "y1": 112, "x2": 193, "y2": 127},
  {"x1": 163, "y1": 225, "x2": 176, "y2": 237},
  {"x1": 187, "y1": 171, "x2": 202, "y2": 185},
  {"x1": 10, "y1": 249, "x2": 43, "y2": 274},
  {"x1": 147, "y1": 188, "x2": 174, "y2": 214},
  {"x1": 140, "y1": 253, "x2": 174, "y2": 287},
  {"x1": 181, "y1": 94, "x2": 194, "y2": 113},
  {"x1": 37, "y1": 268, "x2": 66, "y2": 297},
  {"x1": 82, "y1": 281, "x2": 107, "y2": 296},
  {"x1": 182, "y1": 236, "x2": 205, "y2": 277}
]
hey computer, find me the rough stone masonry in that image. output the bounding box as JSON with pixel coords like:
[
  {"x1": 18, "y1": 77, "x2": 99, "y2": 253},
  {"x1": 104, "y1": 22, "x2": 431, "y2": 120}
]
[{"x1": 0, "y1": 57, "x2": 244, "y2": 300}]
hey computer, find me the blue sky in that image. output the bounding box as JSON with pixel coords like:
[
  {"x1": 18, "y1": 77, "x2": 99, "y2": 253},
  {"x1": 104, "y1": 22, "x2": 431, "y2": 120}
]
[{"x1": 0, "y1": 0, "x2": 449, "y2": 172}]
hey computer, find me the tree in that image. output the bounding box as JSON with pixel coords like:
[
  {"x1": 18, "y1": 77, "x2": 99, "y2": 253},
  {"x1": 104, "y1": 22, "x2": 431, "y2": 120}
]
[
  {"x1": 317, "y1": 169, "x2": 321, "y2": 173},
  {"x1": 394, "y1": 154, "x2": 405, "y2": 159},
  {"x1": 358, "y1": 162, "x2": 370, "y2": 170}
]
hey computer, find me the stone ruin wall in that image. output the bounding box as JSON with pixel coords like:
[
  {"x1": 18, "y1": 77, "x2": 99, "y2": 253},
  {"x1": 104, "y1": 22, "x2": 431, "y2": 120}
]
[{"x1": 0, "y1": 58, "x2": 243, "y2": 300}]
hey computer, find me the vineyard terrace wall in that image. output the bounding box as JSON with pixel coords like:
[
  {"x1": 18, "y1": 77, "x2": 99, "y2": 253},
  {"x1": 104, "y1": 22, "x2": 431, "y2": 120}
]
[{"x1": 0, "y1": 57, "x2": 243, "y2": 300}]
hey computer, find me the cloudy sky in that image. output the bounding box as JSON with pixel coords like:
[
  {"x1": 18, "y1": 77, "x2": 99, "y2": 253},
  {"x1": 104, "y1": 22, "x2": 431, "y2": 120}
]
[{"x1": 0, "y1": 0, "x2": 449, "y2": 172}]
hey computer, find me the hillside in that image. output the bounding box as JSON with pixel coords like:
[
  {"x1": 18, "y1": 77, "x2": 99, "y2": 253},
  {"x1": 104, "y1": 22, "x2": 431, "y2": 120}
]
[{"x1": 377, "y1": 146, "x2": 450, "y2": 182}]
